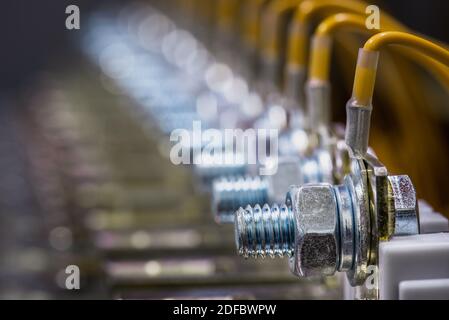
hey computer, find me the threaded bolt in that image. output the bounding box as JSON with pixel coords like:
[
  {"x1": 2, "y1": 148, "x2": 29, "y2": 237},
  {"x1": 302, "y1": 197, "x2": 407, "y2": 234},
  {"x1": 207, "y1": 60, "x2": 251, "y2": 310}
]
[
  {"x1": 211, "y1": 151, "x2": 334, "y2": 223},
  {"x1": 193, "y1": 153, "x2": 248, "y2": 191},
  {"x1": 212, "y1": 176, "x2": 270, "y2": 223},
  {"x1": 235, "y1": 203, "x2": 295, "y2": 259}
]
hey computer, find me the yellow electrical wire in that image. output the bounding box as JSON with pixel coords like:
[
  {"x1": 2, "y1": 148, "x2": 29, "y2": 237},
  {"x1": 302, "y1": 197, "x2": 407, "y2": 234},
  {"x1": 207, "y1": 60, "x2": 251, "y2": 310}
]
[
  {"x1": 324, "y1": 20, "x2": 449, "y2": 217},
  {"x1": 216, "y1": 0, "x2": 239, "y2": 33},
  {"x1": 243, "y1": 0, "x2": 271, "y2": 50},
  {"x1": 287, "y1": 0, "x2": 405, "y2": 68},
  {"x1": 283, "y1": 0, "x2": 407, "y2": 107},
  {"x1": 309, "y1": 13, "x2": 449, "y2": 87},
  {"x1": 352, "y1": 31, "x2": 449, "y2": 105},
  {"x1": 365, "y1": 32, "x2": 449, "y2": 63},
  {"x1": 262, "y1": 0, "x2": 304, "y2": 59},
  {"x1": 288, "y1": 0, "x2": 366, "y2": 68}
]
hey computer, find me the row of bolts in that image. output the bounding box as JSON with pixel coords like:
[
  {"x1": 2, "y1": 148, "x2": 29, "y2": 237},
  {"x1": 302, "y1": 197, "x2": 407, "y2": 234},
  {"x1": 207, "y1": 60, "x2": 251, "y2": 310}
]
[{"x1": 82, "y1": 3, "x2": 420, "y2": 287}]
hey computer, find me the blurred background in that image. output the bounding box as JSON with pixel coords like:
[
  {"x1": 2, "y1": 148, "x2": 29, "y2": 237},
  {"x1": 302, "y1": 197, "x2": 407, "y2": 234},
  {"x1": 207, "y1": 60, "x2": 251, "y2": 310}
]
[{"x1": 0, "y1": 0, "x2": 449, "y2": 299}]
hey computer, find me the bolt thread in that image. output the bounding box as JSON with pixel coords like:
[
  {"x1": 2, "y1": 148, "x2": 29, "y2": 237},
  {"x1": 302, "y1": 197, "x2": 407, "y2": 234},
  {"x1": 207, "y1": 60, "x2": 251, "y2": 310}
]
[
  {"x1": 212, "y1": 176, "x2": 270, "y2": 223},
  {"x1": 235, "y1": 203, "x2": 295, "y2": 259},
  {"x1": 194, "y1": 157, "x2": 247, "y2": 188}
]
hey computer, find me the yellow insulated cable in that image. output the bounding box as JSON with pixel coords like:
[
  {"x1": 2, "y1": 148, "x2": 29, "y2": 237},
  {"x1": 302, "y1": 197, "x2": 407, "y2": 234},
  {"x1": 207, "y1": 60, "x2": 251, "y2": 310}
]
[
  {"x1": 243, "y1": 0, "x2": 271, "y2": 50},
  {"x1": 287, "y1": 0, "x2": 367, "y2": 69},
  {"x1": 259, "y1": 0, "x2": 307, "y2": 96},
  {"x1": 353, "y1": 31, "x2": 449, "y2": 106},
  {"x1": 216, "y1": 0, "x2": 239, "y2": 33},
  {"x1": 285, "y1": 0, "x2": 366, "y2": 103},
  {"x1": 365, "y1": 32, "x2": 449, "y2": 63},
  {"x1": 284, "y1": 0, "x2": 409, "y2": 107},
  {"x1": 309, "y1": 13, "x2": 449, "y2": 87},
  {"x1": 287, "y1": 0, "x2": 406, "y2": 68},
  {"x1": 262, "y1": 0, "x2": 304, "y2": 59}
]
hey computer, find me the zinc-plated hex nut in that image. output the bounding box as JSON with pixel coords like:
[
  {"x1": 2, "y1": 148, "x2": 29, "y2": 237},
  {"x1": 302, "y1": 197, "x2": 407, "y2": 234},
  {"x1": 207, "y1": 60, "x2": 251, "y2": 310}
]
[
  {"x1": 288, "y1": 184, "x2": 339, "y2": 277},
  {"x1": 388, "y1": 175, "x2": 419, "y2": 235}
]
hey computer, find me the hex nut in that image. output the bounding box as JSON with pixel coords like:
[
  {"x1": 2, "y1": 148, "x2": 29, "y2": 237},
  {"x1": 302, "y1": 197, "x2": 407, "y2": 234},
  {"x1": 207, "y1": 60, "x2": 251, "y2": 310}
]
[
  {"x1": 288, "y1": 183, "x2": 339, "y2": 277},
  {"x1": 388, "y1": 175, "x2": 419, "y2": 235}
]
